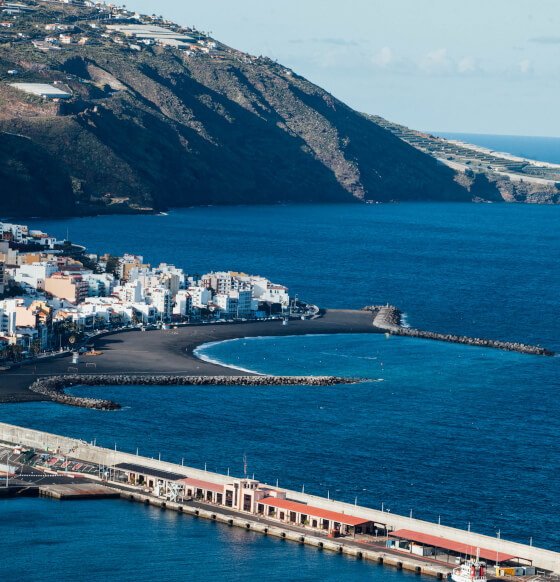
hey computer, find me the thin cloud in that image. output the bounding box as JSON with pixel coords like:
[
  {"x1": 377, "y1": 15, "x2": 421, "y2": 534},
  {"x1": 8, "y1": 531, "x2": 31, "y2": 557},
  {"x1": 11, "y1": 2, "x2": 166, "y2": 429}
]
[
  {"x1": 418, "y1": 48, "x2": 454, "y2": 74},
  {"x1": 369, "y1": 47, "x2": 481, "y2": 76},
  {"x1": 457, "y1": 56, "x2": 477, "y2": 74},
  {"x1": 519, "y1": 58, "x2": 532, "y2": 74},
  {"x1": 528, "y1": 36, "x2": 560, "y2": 44},
  {"x1": 289, "y1": 38, "x2": 360, "y2": 47},
  {"x1": 372, "y1": 46, "x2": 393, "y2": 68}
]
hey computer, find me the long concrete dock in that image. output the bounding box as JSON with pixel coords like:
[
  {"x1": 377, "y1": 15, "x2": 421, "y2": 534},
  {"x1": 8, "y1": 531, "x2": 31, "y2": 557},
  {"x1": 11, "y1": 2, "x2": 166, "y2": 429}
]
[
  {"x1": 1, "y1": 421, "x2": 559, "y2": 576},
  {"x1": 38, "y1": 483, "x2": 121, "y2": 500}
]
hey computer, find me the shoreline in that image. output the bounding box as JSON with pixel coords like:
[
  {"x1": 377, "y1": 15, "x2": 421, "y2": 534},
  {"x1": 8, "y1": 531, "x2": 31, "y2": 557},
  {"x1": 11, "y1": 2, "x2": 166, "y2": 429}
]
[
  {"x1": 0, "y1": 307, "x2": 554, "y2": 405},
  {"x1": 0, "y1": 309, "x2": 383, "y2": 404},
  {"x1": 192, "y1": 338, "x2": 265, "y2": 375}
]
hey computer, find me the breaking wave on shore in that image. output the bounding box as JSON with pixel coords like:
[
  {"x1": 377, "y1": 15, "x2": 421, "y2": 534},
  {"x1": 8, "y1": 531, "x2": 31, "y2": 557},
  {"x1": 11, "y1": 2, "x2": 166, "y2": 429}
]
[{"x1": 193, "y1": 338, "x2": 264, "y2": 375}]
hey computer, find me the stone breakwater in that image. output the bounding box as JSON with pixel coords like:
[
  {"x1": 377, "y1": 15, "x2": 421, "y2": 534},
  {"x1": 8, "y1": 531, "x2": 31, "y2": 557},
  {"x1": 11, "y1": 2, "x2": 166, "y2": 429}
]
[
  {"x1": 389, "y1": 327, "x2": 555, "y2": 356},
  {"x1": 363, "y1": 305, "x2": 402, "y2": 330},
  {"x1": 363, "y1": 305, "x2": 555, "y2": 357},
  {"x1": 29, "y1": 375, "x2": 358, "y2": 410}
]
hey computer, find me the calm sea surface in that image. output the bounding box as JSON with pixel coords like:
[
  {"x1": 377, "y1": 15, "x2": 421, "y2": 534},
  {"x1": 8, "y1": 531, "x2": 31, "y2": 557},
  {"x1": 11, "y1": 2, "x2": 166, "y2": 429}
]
[
  {"x1": 1, "y1": 200, "x2": 559, "y2": 580},
  {"x1": 436, "y1": 132, "x2": 560, "y2": 164}
]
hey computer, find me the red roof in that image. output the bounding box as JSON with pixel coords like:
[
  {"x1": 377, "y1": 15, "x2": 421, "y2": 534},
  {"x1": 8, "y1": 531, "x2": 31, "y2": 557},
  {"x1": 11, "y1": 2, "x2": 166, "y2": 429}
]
[
  {"x1": 177, "y1": 477, "x2": 225, "y2": 494},
  {"x1": 258, "y1": 497, "x2": 371, "y2": 527},
  {"x1": 390, "y1": 529, "x2": 517, "y2": 563}
]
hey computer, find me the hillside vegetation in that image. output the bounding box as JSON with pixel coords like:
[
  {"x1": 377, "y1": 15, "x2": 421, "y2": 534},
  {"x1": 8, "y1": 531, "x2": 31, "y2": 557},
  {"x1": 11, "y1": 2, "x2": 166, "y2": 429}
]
[{"x1": 0, "y1": 0, "x2": 552, "y2": 216}]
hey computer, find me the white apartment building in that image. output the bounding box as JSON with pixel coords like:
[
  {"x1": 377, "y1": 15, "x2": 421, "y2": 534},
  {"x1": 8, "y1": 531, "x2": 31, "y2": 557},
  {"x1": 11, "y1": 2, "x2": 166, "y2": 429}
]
[
  {"x1": 129, "y1": 264, "x2": 184, "y2": 296},
  {"x1": 261, "y1": 284, "x2": 290, "y2": 307},
  {"x1": 116, "y1": 280, "x2": 144, "y2": 303},
  {"x1": 127, "y1": 266, "x2": 151, "y2": 281},
  {"x1": 0, "y1": 299, "x2": 17, "y2": 336},
  {"x1": 13, "y1": 261, "x2": 58, "y2": 291},
  {"x1": 117, "y1": 254, "x2": 147, "y2": 280},
  {"x1": 202, "y1": 271, "x2": 252, "y2": 294},
  {"x1": 230, "y1": 289, "x2": 253, "y2": 317},
  {"x1": 156, "y1": 263, "x2": 186, "y2": 284},
  {"x1": 188, "y1": 286, "x2": 212, "y2": 309},
  {"x1": 173, "y1": 290, "x2": 192, "y2": 317},
  {"x1": 27, "y1": 230, "x2": 57, "y2": 249},
  {"x1": 0, "y1": 222, "x2": 26, "y2": 243},
  {"x1": 84, "y1": 273, "x2": 116, "y2": 297},
  {"x1": 148, "y1": 288, "x2": 172, "y2": 321},
  {"x1": 131, "y1": 302, "x2": 156, "y2": 324},
  {"x1": 214, "y1": 293, "x2": 237, "y2": 318},
  {"x1": 251, "y1": 277, "x2": 290, "y2": 307}
]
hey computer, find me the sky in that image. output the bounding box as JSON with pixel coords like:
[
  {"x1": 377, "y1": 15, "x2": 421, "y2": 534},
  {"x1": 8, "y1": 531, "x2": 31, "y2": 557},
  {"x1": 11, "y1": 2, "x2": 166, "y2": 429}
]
[{"x1": 126, "y1": 0, "x2": 560, "y2": 137}]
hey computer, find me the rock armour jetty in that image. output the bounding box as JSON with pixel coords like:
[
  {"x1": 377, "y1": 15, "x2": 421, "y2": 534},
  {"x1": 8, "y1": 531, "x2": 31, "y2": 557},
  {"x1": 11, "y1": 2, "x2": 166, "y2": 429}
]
[
  {"x1": 365, "y1": 306, "x2": 555, "y2": 356},
  {"x1": 28, "y1": 374, "x2": 358, "y2": 410}
]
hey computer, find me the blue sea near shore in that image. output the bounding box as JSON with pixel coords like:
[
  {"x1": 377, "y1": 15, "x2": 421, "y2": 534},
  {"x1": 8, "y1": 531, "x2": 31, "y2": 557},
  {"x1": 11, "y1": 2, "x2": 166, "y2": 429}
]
[
  {"x1": 1, "y1": 497, "x2": 402, "y2": 582},
  {"x1": 1, "y1": 198, "x2": 559, "y2": 581},
  {"x1": 435, "y1": 132, "x2": 560, "y2": 164}
]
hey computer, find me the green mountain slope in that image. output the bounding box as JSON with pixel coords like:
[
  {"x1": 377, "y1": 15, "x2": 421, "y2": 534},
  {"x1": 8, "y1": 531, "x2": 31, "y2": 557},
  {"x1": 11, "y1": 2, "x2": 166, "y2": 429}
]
[{"x1": 0, "y1": 1, "x2": 515, "y2": 216}]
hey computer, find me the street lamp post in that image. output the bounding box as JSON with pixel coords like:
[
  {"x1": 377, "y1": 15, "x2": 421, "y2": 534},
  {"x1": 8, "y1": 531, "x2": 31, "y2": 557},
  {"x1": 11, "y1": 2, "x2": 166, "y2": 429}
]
[{"x1": 5, "y1": 451, "x2": 11, "y2": 488}]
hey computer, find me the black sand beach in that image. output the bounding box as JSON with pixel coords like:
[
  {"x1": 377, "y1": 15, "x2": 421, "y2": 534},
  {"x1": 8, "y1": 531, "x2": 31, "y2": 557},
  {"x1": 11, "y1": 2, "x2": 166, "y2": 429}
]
[{"x1": 0, "y1": 309, "x2": 381, "y2": 403}]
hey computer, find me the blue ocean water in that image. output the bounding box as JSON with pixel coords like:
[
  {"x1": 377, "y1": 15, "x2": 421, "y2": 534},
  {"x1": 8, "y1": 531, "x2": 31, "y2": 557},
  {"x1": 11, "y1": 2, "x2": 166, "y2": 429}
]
[
  {"x1": 1, "y1": 497, "x2": 406, "y2": 582},
  {"x1": 5, "y1": 335, "x2": 559, "y2": 551},
  {"x1": 436, "y1": 132, "x2": 560, "y2": 165},
  {"x1": 1, "y1": 201, "x2": 559, "y2": 579},
  {"x1": 25, "y1": 203, "x2": 560, "y2": 350}
]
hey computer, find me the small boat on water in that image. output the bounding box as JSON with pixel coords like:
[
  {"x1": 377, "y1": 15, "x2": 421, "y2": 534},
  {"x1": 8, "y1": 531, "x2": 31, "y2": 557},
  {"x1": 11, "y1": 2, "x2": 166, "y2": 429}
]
[{"x1": 447, "y1": 549, "x2": 486, "y2": 582}]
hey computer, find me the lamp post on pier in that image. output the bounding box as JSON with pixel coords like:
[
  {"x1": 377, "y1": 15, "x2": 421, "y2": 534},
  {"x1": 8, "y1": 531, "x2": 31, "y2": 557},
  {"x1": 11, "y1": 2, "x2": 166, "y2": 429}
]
[{"x1": 5, "y1": 450, "x2": 11, "y2": 488}]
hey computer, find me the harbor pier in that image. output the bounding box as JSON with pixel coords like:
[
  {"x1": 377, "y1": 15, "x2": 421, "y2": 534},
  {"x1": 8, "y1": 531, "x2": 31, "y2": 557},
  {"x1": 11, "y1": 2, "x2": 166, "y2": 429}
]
[{"x1": 1, "y1": 422, "x2": 559, "y2": 578}]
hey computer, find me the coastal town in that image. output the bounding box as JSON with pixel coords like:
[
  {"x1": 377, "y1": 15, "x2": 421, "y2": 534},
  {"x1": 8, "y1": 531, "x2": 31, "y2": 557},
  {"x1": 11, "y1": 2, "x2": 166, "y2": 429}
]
[{"x1": 0, "y1": 220, "x2": 306, "y2": 362}]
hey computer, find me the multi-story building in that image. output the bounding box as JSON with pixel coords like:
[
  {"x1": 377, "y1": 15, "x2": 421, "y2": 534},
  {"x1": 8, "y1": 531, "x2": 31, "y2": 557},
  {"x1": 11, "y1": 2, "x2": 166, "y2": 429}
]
[
  {"x1": 173, "y1": 290, "x2": 192, "y2": 317},
  {"x1": 14, "y1": 299, "x2": 53, "y2": 335},
  {"x1": 214, "y1": 293, "x2": 237, "y2": 318},
  {"x1": 44, "y1": 273, "x2": 89, "y2": 304},
  {"x1": 187, "y1": 285, "x2": 212, "y2": 309},
  {"x1": 148, "y1": 288, "x2": 172, "y2": 321},
  {"x1": 0, "y1": 222, "x2": 26, "y2": 244},
  {"x1": 0, "y1": 241, "x2": 14, "y2": 265},
  {"x1": 202, "y1": 271, "x2": 252, "y2": 294},
  {"x1": 0, "y1": 299, "x2": 17, "y2": 336},
  {"x1": 231, "y1": 289, "x2": 253, "y2": 317},
  {"x1": 117, "y1": 254, "x2": 150, "y2": 281},
  {"x1": 13, "y1": 261, "x2": 58, "y2": 291},
  {"x1": 0, "y1": 261, "x2": 5, "y2": 295},
  {"x1": 84, "y1": 273, "x2": 116, "y2": 297},
  {"x1": 26, "y1": 230, "x2": 57, "y2": 249},
  {"x1": 116, "y1": 280, "x2": 144, "y2": 303},
  {"x1": 251, "y1": 277, "x2": 290, "y2": 307}
]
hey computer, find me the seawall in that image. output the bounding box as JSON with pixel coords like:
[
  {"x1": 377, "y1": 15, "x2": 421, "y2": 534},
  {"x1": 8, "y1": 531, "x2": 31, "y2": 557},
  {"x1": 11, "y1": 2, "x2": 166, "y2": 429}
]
[
  {"x1": 366, "y1": 306, "x2": 555, "y2": 356},
  {"x1": 27, "y1": 374, "x2": 359, "y2": 410}
]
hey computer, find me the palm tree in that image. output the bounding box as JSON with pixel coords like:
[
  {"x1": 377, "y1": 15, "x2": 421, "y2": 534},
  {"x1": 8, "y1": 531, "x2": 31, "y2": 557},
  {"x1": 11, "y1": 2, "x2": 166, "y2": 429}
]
[
  {"x1": 8, "y1": 344, "x2": 23, "y2": 362},
  {"x1": 30, "y1": 340, "x2": 41, "y2": 356}
]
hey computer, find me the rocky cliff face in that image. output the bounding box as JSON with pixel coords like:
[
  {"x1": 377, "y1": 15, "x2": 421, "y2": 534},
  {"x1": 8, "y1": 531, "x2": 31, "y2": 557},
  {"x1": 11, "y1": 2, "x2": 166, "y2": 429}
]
[{"x1": 0, "y1": 2, "x2": 496, "y2": 216}]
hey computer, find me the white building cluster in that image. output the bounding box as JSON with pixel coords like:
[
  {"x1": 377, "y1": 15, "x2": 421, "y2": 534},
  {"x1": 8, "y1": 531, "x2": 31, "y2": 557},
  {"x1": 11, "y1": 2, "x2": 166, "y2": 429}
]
[
  {"x1": 0, "y1": 223, "x2": 293, "y2": 360},
  {"x1": 0, "y1": 222, "x2": 57, "y2": 248}
]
